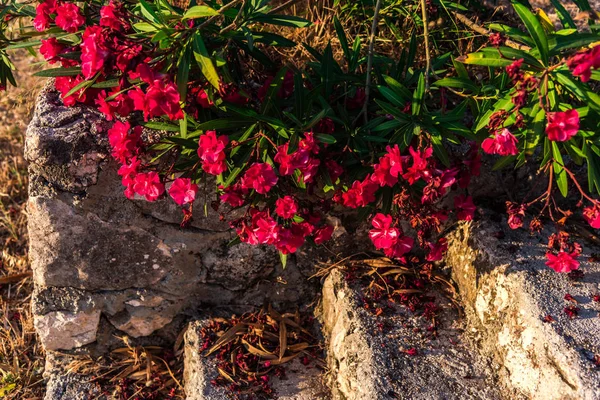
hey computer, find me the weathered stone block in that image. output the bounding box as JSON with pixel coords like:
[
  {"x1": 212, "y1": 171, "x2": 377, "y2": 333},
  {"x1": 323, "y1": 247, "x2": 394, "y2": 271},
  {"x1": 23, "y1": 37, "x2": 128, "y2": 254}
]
[
  {"x1": 319, "y1": 269, "x2": 502, "y2": 400},
  {"x1": 446, "y1": 219, "x2": 600, "y2": 400}
]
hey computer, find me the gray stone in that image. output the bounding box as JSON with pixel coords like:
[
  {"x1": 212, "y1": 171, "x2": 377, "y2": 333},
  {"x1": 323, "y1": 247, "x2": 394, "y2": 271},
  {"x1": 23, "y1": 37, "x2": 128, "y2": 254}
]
[
  {"x1": 446, "y1": 219, "x2": 600, "y2": 400},
  {"x1": 34, "y1": 310, "x2": 101, "y2": 351},
  {"x1": 183, "y1": 320, "x2": 329, "y2": 400},
  {"x1": 319, "y1": 269, "x2": 502, "y2": 400},
  {"x1": 43, "y1": 352, "x2": 105, "y2": 400}
]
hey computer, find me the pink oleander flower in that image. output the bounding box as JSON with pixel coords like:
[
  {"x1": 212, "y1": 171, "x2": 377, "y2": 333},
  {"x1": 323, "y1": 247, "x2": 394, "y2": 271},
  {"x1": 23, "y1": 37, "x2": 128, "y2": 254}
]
[
  {"x1": 454, "y1": 195, "x2": 476, "y2": 221},
  {"x1": 100, "y1": 1, "x2": 128, "y2": 31},
  {"x1": 220, "y1": 184, "x2": 247, "y2": 208},
  {"x1": 198, "y1": 130, "x2": 228, "y2": 176},
  {"x1": 403, "y1": 147, "x2": 433, "y2": 185},
  {"x1": 482, "y1": 129, "x2": 518, "y2": 156},
  {"x1": 371, "y1": 153, "x2": 398, "y2": 187},
  {"x1": 341, "y1": 178, "x2": 379, "y2": 208},
  {"x1": 384, "y1": 236, "x2": 414, "y2": 259},
  {"x1": 240, "y1": 163, "x2": 278, "y2": 194},
  {"x1": 107, "y1": 121, "x2": 141, "y2": 163},
  {"x1": 583, "y1": 204, "x2": 600, "y2": 229},
  {"x1": 275, "y1": 196, "x2": 298, "y2": 219},
  {"x1": 546, "y1": 109, "x2": 579, "y2": 142},
  {"x1": 314, "y1": 225, "x2": 334, "y2": 245},
  {"x1": 369, "y1": 213, "x2": 400, "y2": 250},
  {"x1": 133, "y1": 172, "x2": 165, "y2": 202},
  {"x1": 34, "y1": 0, "x2": 56, "y2": 32},
  {"x1": 81, "y1": 26, "x2": 110, "y2": 79},
  {"x1": 168, "y1": 178, "x2": 198, "y2": 205},
  {"x1": 55, "y1": 2, "x2": 85, "y2": 33},
  {"x1": 545, "y1": 251, "x2": 580, "y2": 273},
  {"x1": 146, "y1": 80, "x2": 184, "y2": 120},
  {"x1": 567, "y1": 46, "x2": 600, "y2": 83},
  {"x1": 40, "y1": 37, "x2": 64, "y2": 63}
]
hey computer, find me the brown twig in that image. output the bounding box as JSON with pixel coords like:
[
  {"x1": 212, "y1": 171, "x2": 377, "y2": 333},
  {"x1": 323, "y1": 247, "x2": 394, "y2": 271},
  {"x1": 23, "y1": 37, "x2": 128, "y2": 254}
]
[
  {"x1": 451, "y1": 11, "x2": 532, "y2": 51},
  {"x1": 421, "y1": 0, "x2": 431, "y2": 91}
]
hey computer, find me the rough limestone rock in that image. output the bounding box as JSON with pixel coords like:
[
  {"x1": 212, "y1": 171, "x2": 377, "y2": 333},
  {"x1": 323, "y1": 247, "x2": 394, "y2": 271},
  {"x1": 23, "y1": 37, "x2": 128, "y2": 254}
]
[
  {"x1": 319, "y1": 269, "x2": 502, "y2": 400},
  {"x1": 183, "y1": 320, "x2": 330, "y2": 400},
  {"x1": 26, "y1": 84, "x2": 319, "y2": 351},
  {"x1": 43, "y1": 353, "x2": 104, "y2": 400},
  {"x1": 446, "y1": 219, "x2": 600, "y2": 400}
]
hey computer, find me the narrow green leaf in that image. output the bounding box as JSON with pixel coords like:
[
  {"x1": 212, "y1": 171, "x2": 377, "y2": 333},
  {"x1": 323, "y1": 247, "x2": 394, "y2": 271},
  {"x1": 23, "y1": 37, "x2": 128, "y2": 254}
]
[
  {"x1": 193, "y1": 33, "x2": 220, "y2": 90},
  {"x1": 412, "y1": 73, "x2": 425, "y2": 116},
  {"x1": 552, "y1": 142, "x2": 568, "y2": 197},
  {"x1": 33, "y1": 67, "x2": 81, "y2": 77},
  {"x1": 183, "y1": 5, "x2": 219, "y2": 19},
  {"x1": 177, "y1": 43, "x2": 192, "y2": 100},
  {"x1": 512, "y1": 1, "x2": 549, "y2": 65}
]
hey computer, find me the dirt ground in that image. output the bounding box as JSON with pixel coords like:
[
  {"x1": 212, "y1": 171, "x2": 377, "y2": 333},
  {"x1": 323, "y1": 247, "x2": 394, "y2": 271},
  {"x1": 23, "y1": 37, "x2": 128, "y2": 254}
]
[{"x1": 0, "y1": 50, "x2": 44, "y2": 399}]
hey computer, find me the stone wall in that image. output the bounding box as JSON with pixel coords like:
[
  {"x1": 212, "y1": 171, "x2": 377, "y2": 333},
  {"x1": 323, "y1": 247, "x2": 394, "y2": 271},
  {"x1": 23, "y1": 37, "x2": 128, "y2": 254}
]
[{"x1": 25, "y1": 84, "x2": 324, "y2": 353}]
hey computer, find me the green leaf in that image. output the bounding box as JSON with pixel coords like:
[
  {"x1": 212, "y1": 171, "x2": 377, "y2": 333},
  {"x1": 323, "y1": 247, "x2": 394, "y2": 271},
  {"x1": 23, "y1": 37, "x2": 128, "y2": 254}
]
[
  {"x1": 183, "y1": 5, "x2": 219, "y2": 19},
  {"x1": 552, "y1": 142, "x2": 568, "y2": 197},
  {"x1": 260, "y1": 67, "x2": 288, "y2": 114},
  {"x1": 492, "y1": 155, "x2": 517, "y2": 170},
  {"x1": 279, "y1": 252, "x2": 288, "y2": 268},
  {"x1": 512, "y1": 1, "x2": 549, "y2": 65},
  {"x1": 550, "y1": 32, "x2": 600, "y2": 55},
  {"x1": 193, "y1": 33, "x2": 220, "y2": 90},
  {"x1": 91, "y1": 79, "x2": 121, "y2": 88},
  {"x1": 382, "y1": 75, "x2": 412, "y2": 101},
  {"x1": 487, "y1": 23, "x2": 535, "y2": 47},
  {"x1": 377, "y1": 86, "x2": 406, "y2": 107},
  {"x1": 192, "y1": 119, "x2": 251, "y2": 133},
  {"x1": 33, "y1": 67, "x2": 82, "y2": 77},
  {"x1": 139, "y1": 0, "x2": 161, "y2": 24},
  {"x1": 333, "y1": 16, "x2": 351, "y2": 64},
  {"x1": 177, "y1": 43, "x2": 192, "y2": 99},
  {"x1": 412, "y1": 73, "x2": 425, "y2": 116},
  {"x1": 315, "y1": 133, "x2": 336, "y2": 144},
  {"x1": 433, "y1": 77, "x2": 479, "y2": 93},
  {"x1": 180, "y1": 113, "x2": 188, "y2": 139},
  {"x1": 64, "y1": 76, "x2": 95, "y2": 98},
  {"x1": 144, "y1": 121, "x2": 180, "y2": 132},
  {"x1": 584, "y1": 141, "x2": 600, "y2": 194},
  {"x1": 430, "y1": 133, "x2": 450, "y2": 166},
  {"x1": 550, "y1": 0, "x2": 576, "y2": 29}
]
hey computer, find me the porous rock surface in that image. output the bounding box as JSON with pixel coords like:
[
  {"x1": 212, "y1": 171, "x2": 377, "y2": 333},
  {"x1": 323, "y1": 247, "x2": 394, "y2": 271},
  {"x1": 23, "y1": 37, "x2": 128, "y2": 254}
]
[
  {"x1": 446, "y1": 218, "x2": 600, "y2": 400},
  {"x1": 25, "y1": 84, "x2": 320, "y2": 352},
  {"x1": 319, "y1": 268, "x2": 502, "y2": 400},
  {"x1": 184, "y1": 320, "x2": 330, "y2": 400}
]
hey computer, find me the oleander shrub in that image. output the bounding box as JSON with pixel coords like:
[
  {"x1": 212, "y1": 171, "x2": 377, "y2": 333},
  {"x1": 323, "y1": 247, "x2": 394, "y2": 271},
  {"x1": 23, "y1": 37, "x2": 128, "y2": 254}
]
[{"x1": 1, "y1": 0, "x2": 600, "y2": 271}]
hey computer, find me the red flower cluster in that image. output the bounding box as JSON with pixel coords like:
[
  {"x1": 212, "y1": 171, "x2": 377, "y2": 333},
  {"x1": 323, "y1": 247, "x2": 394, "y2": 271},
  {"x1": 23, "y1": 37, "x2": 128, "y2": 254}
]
[
  {"x1": 34, "y1": 0, "x2": 85, "y2": 33},
  {"x1": 583, "y1": 203, "x2": 600, "y2": 229},
  {"x1": 546, "y1": 109, "x2": 579, "y2": 142},
  {"x1": 482, "y1": 129, "x2": 518, "y2": 156},
  {"x1": 369, "y1": 214, "x2": 414, "y2": 259},
  {"x1": 169, "y1": 178, "x2": 198, "y2": 205},
  {"x1": 274, "y1": 132, "x2": 322, "y2": 183},
  {"x1": 198, "y1": 131, "x2": 228, "y2": 175},
  {"x1": 567, "y1": 45, "x2": 600, "y2": 83},
  {"x1": 233, "y1": 208, "x2": 333, "y2": 254}
]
